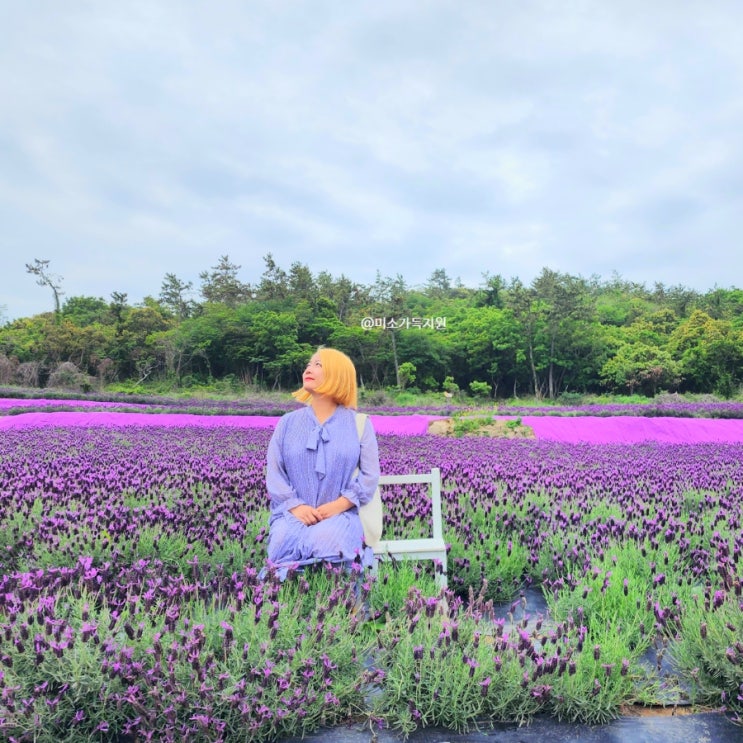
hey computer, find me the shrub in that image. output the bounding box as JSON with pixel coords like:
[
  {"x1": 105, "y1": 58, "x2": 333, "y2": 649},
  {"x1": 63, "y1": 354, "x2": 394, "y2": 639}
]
[
  {"x1": 469, "y1": 380, "x2": 491, "y2": 398},
  {"x1": 46, "y1": 362, "x2": 94, "y2": 392},
  {"x1": 0, "y1": 353, "x2": 18, "y2": 385},
  {"x1": 360, "y1": 389, "x2": 393, "y2": 407}
]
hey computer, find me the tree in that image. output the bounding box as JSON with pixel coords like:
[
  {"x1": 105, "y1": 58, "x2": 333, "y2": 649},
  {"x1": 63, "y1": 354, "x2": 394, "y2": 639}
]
[
  {"x1": 368, "y1": 272, "x2": 408, "y2": 387},
  {"x1": 0, "y1": 316, "x2": 48, "y2": 363},
  {"x1": 256, "y1": 253, "x2": 288, "y2": 302},
  {"x1": 395, "y1": 329, "x2": 451, "y2": 391},
  {"x1": 507, "y1": 270, "x2": 596, "y2": 399},
  {"x1": 109, "y1": 292, "x2": 129, "y2": 327},
  {"x1": 232, "y1": 305, "x2": 306, "y2": 388},
  {"x1": 162, "y1": 305, "x2": 236, "y2": 381},
  {"x1": 397, "y1": 361, "x2": 416, "y2": 390},
  {"x1": 117, "y1": 305, "x2": 174, "y2": 382},
  {"x1": 668, "y1": 310, "x2": 743, "y2": 396},
  {"x1": 425, "y1": 268, "x2": 453, "y2": 299},
  {"x1": 507, "y1": 279, "x2": 546, "y2": 398},
  {"x1": 600, "y1": 343, "x2": 680, "y2": 396},
  {"x1": 316, "y1": 271, "x2": 366, "y2": 321},
  {"x1": 452, "y1": 306, "x2": 521, "y2": 397},
  {"x1": 25, "y1": 259, "x2": 64, "y2": 321},
  {"x1": 7, "y1": 258, "x2": 743, "y2": 395},
  {"x1": 294, "y1": 297, "x2": 342, "y2": 347},
  {"x1": 328, "y1": 324, "x2": 389, "y2": 389},
  {"x1": 159, "y1": 273, "x2": 196, "y2": 319},
  {"x1": 699, "y1": 287, "x2": 743, "y2": 327},
  {"x1": 61, "y1": 296, "x2": 109, "y2": 327},
  {"x1": 649, "y1": 282, "x2": 699, "y2": 318},
  {"x1": 288, "y1": 261, "x2": 318, "y2": 305},
  {"x1": 475, "y1": 272, "x2": 506, "y2": 308},
  {"x1": 533, "y1": 269, "x2": 596, "y2": 398},
  {"x1": 199, "y1": 255, "x2": 251, "y2": 306}
]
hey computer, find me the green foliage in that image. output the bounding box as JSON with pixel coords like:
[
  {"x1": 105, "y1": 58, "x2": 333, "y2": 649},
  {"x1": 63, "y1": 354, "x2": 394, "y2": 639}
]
[
  {"x1": 600, "y1": 342, "x2": 681, "y2": 396},
  {"x1": 5, "y1": 256, "x2": 743, "y2": 398},
  {"x1": 469, "y1": 380, "x2": 491, "y2": 398},
  {"x1": 545, "y1": 539, "x2": 688, "y2": 649},
  {"x1": 373, "y1": 586, "x2": 656, "y2": 734},
  {"x1": 668, "y1": 309, "x2": 743, "y2": 397},
  {"x1": 368, "y1": 561, "x2": 439, "y2": 619},
  {"x1": 671, "y1": 587, "x2": 743, "y2": 714},
  {"x1": 0, "y1": 567, "x2": 374, "y2": 742},
  {"x1": 451, "y1": 416, "x2": 488, "y2": 437},
  {"x1": 548, "y1": 619, "x2": 657, "y2": 723},
  {"x1": 397, "y1": 361, "x2": 417, "y2": 390},
  {"x1": 442, "y1": 375, "x2": 459, "y2": 394},
  {"x1": 61, "y1": 295, "x2": 110, "y2": 326},
  {"x1": 447, "y1": 498, "x2": 530, "y2": 602},
  {"x1": 504, "y1": 417, "x2": 522, "y2": 431}
]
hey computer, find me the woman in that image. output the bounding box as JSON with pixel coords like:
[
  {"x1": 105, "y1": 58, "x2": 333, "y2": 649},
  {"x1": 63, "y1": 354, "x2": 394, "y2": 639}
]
[{"x1": 264, "y1": 347, "x2": 380, "y2": 576}]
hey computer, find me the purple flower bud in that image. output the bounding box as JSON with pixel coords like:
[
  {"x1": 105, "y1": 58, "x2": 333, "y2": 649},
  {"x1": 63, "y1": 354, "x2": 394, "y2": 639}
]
[{"x1": 220, "y1": 621, "x2": 234, "y2": 640}]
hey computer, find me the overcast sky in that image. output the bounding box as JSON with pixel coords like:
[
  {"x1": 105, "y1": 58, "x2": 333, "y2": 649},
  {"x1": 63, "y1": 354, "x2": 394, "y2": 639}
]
[{"x1": 2, "y1": 1, "x2": 742, "y2": 321}]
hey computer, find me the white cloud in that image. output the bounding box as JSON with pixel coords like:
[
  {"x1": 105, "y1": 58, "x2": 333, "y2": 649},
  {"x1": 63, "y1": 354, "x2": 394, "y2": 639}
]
[{"x1": 2, "y1": 0, "x2": 743, "y2": 321}]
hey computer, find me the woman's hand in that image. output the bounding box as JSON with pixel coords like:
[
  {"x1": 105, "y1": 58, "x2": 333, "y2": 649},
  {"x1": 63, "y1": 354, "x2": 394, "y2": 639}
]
[
  {"x1": 289, "y1": 504, "x2": 322, "y2": 525},
  {"x1": 315, "y1": 496, "x2": 353, "y2": 520},
  {"x1": 291, "y1": 497, "x2": 353, "y2": 524}
]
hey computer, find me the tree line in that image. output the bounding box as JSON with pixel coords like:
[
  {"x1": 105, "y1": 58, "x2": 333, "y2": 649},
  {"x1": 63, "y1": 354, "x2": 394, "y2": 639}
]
[{"x1": 1, "y1": 254, "x2": 742, "y2": 399}]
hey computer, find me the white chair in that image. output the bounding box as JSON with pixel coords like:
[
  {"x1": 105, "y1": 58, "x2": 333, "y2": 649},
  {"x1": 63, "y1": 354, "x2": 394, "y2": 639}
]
[{"x1": 372, "y1": 467, "x2": 447, "y2": 589}]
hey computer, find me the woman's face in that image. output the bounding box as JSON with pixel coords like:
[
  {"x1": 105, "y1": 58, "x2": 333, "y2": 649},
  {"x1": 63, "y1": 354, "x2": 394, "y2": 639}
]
[{"x1": 302, "y1": 353, "x2": 325, "y2": 394}]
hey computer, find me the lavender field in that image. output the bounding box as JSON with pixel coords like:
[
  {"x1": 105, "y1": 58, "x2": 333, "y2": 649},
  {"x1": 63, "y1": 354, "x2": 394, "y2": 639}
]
[{"x1": 1, "y1": 400, "x2": 742, "y2": 741}]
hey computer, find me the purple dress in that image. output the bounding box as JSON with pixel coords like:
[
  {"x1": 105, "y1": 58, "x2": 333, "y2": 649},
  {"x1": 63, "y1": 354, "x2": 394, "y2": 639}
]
[{"x1": 265, "y1": 404, "x2": 380, "y2": 572}]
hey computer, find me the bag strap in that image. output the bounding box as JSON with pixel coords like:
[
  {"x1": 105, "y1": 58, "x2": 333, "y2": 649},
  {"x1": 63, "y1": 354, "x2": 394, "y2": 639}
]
[
  {"x1": 353, "y1": 413, "x2": 366, "y2": 477},
  {"x1": 354, "y1": 412, "x2": 367, "y2": 440}
]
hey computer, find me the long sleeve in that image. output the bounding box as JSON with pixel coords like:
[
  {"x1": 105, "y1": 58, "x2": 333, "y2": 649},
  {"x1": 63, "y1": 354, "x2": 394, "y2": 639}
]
[
  {"x1": 340, "y1": 415, "x2": 380, "y2": 508},
  {"x1": 265, "y1": 416, "x2": 305, "y2": 514}
]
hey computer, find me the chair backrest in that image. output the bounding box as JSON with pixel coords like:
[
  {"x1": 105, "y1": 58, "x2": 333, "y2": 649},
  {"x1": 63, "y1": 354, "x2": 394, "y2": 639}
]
[{"x1": 376, "y1": 468, "x2": 442, "y2": 539}]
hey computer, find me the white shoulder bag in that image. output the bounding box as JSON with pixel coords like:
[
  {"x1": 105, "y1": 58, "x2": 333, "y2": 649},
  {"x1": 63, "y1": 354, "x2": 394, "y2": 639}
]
[{"x1": 354, "y1": 413, "x2": 383, "y2": 548}]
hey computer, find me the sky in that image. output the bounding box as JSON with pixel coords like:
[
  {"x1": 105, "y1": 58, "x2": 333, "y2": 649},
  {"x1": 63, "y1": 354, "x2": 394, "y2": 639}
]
[{"x1": 2, "y1": 0, "x2": 743, "y2": 322}]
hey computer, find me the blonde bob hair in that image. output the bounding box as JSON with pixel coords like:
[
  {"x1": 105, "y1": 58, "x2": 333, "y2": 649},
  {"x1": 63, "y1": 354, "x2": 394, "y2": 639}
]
[{"x1": 292, "y1": 347, "x2": 358, "y2": 409}]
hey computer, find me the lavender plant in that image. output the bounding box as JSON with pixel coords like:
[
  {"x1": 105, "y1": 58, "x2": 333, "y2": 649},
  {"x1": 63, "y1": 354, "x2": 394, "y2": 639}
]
[
  {"x1": 0, "y1": 562, "x2": 377, "y2": 741},
  {"x1": 2, "y1": 416, "x2": 743, "y2": 737}
]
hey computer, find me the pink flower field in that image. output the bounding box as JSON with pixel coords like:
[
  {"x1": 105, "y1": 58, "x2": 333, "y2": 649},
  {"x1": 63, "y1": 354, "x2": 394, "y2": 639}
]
[
  {"x1": 511, "y1": 414, "x2": 743, "y2": 444},
  {"x1": 4, "y1": 405, "x2": 743, "y2": 442}
]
